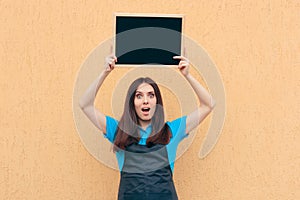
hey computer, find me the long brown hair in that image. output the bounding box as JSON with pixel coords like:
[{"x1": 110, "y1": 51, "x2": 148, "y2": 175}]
[{"x1": 113, "y1": 77, "x2": 171, "y2": 152}]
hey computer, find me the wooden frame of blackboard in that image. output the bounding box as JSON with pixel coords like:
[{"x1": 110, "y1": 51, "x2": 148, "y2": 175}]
[{"x1": 113, "y1": 13, "x2": 184, "y2": 67}]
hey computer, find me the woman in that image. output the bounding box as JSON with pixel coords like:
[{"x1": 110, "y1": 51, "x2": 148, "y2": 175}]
[{"x1": 79, "y1": 55, "x2": 215, "y2": 200}]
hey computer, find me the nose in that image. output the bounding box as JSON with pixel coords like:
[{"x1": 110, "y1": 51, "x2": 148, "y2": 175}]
[{"x1": 143, "y1": 96, "x2": 149, "y2": 104}]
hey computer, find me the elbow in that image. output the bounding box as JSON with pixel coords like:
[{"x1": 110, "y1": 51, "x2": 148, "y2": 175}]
[
  {"x1": 210, "y1": 98, "x2": 216, "y2": 110},
  {"x1": 79, "y1": 101, "x2": 90, "y2": 117},
  {"x1": 78, "y1": 98, "x2": 86, "y2": 110},
  {"x1": 79, "y1": 102, "x2": 84, "y2": 110},
  {"x1": 202, "y1": 98, "x2": 216, "y2": 112}
]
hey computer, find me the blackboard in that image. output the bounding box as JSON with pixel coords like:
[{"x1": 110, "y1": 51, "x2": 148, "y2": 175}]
[{"x1": 114, "y1": 14, "x2": 183, "y2": 65}]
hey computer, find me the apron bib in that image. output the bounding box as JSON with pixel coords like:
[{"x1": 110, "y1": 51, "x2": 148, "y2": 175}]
[{"x1": 118, "y1": 143, "x2": 178, "y2": 200}]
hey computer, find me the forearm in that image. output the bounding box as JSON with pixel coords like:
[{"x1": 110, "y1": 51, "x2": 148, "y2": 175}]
[
  {"x1": 79, "y1": 70, "x2": 110, "y2": 109},
  {"x1": 184, "y1": 73, "x2": 216, "y2": 109}
]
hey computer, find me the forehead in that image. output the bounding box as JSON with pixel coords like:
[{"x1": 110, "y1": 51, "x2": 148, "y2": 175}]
[{"x1": 136, "y1": 83, "x2": 154, "y2": 93}]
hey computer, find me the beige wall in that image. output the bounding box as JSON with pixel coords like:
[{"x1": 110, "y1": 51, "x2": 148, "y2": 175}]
[{"x1": 1, "y1": 0, "x2": 299, "y2": 199}]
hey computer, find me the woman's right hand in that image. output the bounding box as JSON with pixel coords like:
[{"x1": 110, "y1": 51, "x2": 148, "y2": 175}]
[{"x1": 105, "y1": 55, "x2": 117, "y2": 72}]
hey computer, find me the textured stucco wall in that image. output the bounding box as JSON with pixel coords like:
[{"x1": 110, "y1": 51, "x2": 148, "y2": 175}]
[{"x1": 1, "y1": 0, "x2": 299, "y2": 199}]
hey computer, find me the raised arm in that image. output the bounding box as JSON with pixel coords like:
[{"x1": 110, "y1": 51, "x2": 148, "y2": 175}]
[
  {"x1": 173, "y1": 56, "x2": 216, "y2": 134},
  {"x1": 79, "y1": 55, "x2": 117, "y2": 133}
]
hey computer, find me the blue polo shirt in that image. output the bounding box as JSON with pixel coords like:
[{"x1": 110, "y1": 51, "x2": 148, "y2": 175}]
[{"x1": 104, "y1": 115, "x2": 188, "y2": 173}]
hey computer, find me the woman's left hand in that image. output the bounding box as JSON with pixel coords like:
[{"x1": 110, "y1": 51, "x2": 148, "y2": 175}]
[{"x1": 173, "y1": 56, "x2": 190, "y2": 77}]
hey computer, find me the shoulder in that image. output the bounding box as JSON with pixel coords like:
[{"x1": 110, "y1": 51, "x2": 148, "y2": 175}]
[
  {"x1": 106, "y1": 115, "x2": 119, "y2": 127},
  {"x1": 103, "y1": 115, "x2": 119, "y2": 143},
  {"x1": 166, "y1": 116, "x2": 187, "y2": 139}
]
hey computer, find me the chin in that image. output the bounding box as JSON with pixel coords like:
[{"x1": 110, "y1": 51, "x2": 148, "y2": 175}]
[
  {"x1": 140, "y1": 117, "x2": 152, "y2": 122},
  {"x1": 138, "y1": 115, "x2": 152, "y2": 122}
]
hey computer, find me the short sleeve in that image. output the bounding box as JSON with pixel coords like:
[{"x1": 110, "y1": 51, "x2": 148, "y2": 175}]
[
  {"x1": 166, "y1": 116, "x2": 188, "y2": 143},
  {"x1": 103, "y1": 116, "x2": 118, "y2": 143}
]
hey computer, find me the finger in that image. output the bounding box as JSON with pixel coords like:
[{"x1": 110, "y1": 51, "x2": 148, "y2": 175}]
[
  {"x1": 107, "y1": 57, "x2": 116, "y2": 64},
  {"x1": 178, "y1": 65, "x2": 186, "y2": 70},
  {"x1": 108, "y1": 63, "x2": 114, "y2": 70},
  {"x1": 173, "y1": 55, "x2": 188, "y2": 62},
  {"x1": 113, "y1": 55, "x2": 117, "y2": 62},
  {"x1": 173, "y1": 55, "x2": 184, "y2": 60},
  {"x1": 109, "y1": 55, "x2": 117, "y2": 62},
  {"x1": 181, "y1": 63, "x2": 189, "y2": 67},
  {"x1": 179, "y1": 60, "x2": 189, "y2": 65}
]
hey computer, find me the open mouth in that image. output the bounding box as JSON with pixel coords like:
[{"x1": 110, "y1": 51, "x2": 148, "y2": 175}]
[{"x1": 141, "y1": 107, "x2": 150, "y2": 113}]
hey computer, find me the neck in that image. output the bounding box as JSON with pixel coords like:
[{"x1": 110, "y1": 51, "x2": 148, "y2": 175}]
[{"x1": 138, "y1": 119, "x2": 151, "y2": 130}]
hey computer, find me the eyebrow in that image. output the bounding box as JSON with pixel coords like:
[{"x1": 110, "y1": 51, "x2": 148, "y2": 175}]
[{"x1": 135, "y1": 90, "x2": 155, "y2": 94}]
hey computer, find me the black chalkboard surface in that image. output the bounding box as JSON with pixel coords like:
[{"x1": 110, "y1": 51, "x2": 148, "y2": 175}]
[{"x1": 114, "y1": 14, "x2": 183, "y2": 65}]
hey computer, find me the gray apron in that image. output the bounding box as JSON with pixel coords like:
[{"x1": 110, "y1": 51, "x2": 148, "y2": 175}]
[{"x1": 118, "y1": 143, "x2": 178, "y2": 200}]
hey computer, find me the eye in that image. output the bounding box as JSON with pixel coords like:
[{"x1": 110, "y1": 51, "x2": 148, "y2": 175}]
[
  {"x1": 136, "y1": 94, "x2": 142, "y2": 99},
  {"x1": 149, "y1": 93, "x2": 155, "y2": 98}
]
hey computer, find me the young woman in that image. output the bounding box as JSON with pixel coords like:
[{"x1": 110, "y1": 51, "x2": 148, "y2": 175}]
[{"x1": 79, "y1": 55, "x2": 215, "y2": 200}]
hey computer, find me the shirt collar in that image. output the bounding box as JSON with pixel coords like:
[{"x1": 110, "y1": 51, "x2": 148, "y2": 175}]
[{"x1": 138, "y1": 124, "x2": 152, "y2": 138}]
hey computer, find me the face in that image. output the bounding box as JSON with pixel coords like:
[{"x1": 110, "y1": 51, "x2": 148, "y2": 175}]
[{"x1": 134, "y1": 83, "x2": 157, "y2": 126}]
